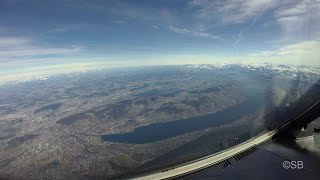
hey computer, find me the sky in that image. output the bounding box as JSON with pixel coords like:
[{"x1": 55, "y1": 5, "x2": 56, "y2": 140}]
[{"x1": 0, "y1": 0, "x2": 319, "y2": 84}]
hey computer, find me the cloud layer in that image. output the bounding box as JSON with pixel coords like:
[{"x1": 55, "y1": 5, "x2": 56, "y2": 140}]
[
  {"x1": 169, "y1": 26, "x2": 220, "y2": 40},
  {"x1": 0, "y1": 0, "x2": 319, "y2": 85}
]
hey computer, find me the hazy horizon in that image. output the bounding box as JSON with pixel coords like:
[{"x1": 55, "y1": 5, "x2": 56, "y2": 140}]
[{"x1": 0, "y1": 0, "x2": 319, "y2": 83}]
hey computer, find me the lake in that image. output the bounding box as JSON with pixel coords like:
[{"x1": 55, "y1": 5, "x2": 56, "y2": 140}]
[{"x1": 101, "y1": 73, "x2": 268, "y2": 144}]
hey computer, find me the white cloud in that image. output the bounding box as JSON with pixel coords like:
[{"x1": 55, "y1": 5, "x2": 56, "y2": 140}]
[
  {"x1": 274, "y1": 0, "x2": 309, "y2": 37},
  {"x1": 0, "y1": 60, "x2": 114, "y2": 85},
  {"x1": 0, "y1": 40, "x2": 318, "y2": 85},
  {"x1": 189, "y1": 0, "x2": 320, "y2": 45},
  {"x1": 190, "y1": 0, "x2": 277, "y2": 24},
  {"x1": 0, "y1": 36, "x2": 82, "y2": 61},
  {"x1": 272, "y1": 0, "x2": 320, "y2": 41},
  {"x1": 249, "y1": 40, "x2": 320, "y2": 65},
  {"x1": 152, "y1": 25, "x2": 159, "y2": 29},
  {"x1": 233, "y1": 5, "x2": 266, "y2": 48},
  {"x1": 169, "y1": 26, "x2": 220, "y2": 40},
  {"x1": 0, "y1": 47, "x2": 81, "y2": 59},
  {"x1": 46, "y1": 23, "x2": 111, "y2": 34},
  {"x1": 0, "y1": 37, "x2": 30, "y2": 48},
  {"x1": 114, "y1": 20, "x2": 126, "y2": 24}
]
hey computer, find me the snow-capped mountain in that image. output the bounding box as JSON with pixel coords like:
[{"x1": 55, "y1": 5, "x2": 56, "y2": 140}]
[{"x1": 181, "y1": 63, "x2": 320, "y2": 79}]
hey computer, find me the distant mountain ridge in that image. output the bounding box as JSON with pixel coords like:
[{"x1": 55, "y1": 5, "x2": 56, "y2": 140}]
[{"x1": 2, "y1": 63, "x2": 319, "y2": 86}]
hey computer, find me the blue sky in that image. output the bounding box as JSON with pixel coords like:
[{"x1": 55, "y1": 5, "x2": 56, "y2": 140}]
[{"x1": 0, "y1": 0, "x2": 319, "y2": 83}]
